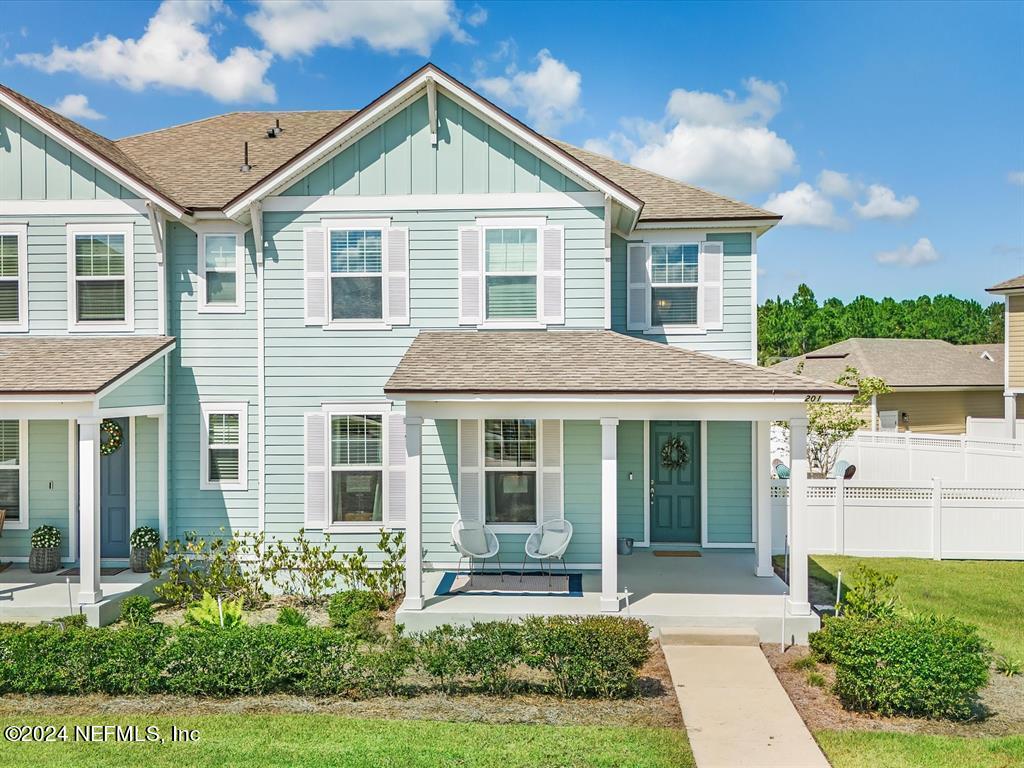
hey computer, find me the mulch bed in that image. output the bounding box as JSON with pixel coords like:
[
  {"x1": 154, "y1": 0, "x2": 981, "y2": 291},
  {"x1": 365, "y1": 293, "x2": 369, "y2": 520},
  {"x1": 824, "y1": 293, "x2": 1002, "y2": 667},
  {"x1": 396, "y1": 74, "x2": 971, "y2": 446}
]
[{"x1": 764, "y1": 643, "x2": 1024, "y2": 737}]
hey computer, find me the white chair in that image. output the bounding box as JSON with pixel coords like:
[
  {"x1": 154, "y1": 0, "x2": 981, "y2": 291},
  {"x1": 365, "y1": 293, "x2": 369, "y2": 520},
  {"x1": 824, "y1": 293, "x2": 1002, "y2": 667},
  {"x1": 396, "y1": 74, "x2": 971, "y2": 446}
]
[
  {"x1": 521, "y1": 519, "x2": 574, "y2": 585},
  {"x1": 451, "y1": 519, "x2": 503, "y2": 585}
]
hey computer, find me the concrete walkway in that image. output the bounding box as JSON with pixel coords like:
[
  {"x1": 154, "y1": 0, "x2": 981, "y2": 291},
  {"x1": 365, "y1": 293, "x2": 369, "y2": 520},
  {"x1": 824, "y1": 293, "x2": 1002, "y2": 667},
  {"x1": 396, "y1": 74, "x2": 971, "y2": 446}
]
[{"x1": 661, "y1": 628, "x2": 830, "y2": 768}]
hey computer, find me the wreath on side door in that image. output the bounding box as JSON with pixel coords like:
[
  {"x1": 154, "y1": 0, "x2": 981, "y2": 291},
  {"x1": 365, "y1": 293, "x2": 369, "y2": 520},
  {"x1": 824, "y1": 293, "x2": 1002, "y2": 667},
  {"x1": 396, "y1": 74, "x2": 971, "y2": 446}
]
[
  {"x1": 100, "y1": 419, "x2": 123, "y2": 456},
  {"x1": 660, "y1": 436, "x2": 689, "y2": 470}
]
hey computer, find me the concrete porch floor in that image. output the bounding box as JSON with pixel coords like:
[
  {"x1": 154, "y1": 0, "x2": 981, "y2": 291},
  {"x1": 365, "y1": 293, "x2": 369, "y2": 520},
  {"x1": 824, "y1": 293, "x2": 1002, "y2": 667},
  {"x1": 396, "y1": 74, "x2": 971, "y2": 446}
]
[
  {"x1": 0, "y1": 564, "x2": 160, "y2": 626},
  {"x1": 398, "y1": 549, "x2": 820, "y2": 643}
]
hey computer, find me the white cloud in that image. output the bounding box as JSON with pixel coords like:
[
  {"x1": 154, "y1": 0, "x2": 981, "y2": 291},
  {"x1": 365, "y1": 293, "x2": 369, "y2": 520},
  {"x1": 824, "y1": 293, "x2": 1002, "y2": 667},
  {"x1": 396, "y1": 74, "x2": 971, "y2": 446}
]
[
  {"x1": 246, "y1": 0, "x2": 467, "y2": 58},
  {"x1": 1009, "y1": 170, "x2": 1024, "y2": 186},
  {"x1": 817, "y1": 169, "x2": 857, "y2": 199},
  {"x1": 476, "y1": 49, "x2": 582, "y2": 134},
  {"x1": 875, "y1": 237, "x2": 940, "y2": 267},
  {"x1": 763, "y1": 182, "x2": 844, "y2": 228},
  {"x1": 52, "y1": 94, "x2": 104, "y2": 121},
  {"x1": 17, "y1": 1, "x2": 274, "y2": 103},
  {"x1": 465, "y1": 5, "x2": 488, "y2": 27},
  {"x1": 586, "y1": 78, "x2": 797, "y2": 198},
  {"x1": 853, "y1": 184, "x2": 919, "y2": 220}
]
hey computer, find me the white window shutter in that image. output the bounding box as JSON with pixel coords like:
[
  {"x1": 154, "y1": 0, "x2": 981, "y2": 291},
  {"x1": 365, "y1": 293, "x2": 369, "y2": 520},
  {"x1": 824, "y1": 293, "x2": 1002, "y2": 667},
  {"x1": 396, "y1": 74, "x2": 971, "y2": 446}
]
[
  {"x1": 627, "y1": 243, "x2": 649, "y2": 330},
  {"x1": 385, "y1": 227, "x2": 410, "y2": 325},
  {"x1": 540, "y1": 225, "x2": 565, "y2": 325},
  {"x1": 385, "y1": 411, "x2": 407, "y2": 526},
  {"x1": 304, "y1": 411, "x2": 328, "y2": 529},
  {"x1": 701, "y1": 240, "x2": 724, "y2": 330},
  {"x1": 540, "y1": 419, "x2": 563, "y2": 523},
  {"x1": 458, "y1": 226, "x2": 482, "y2": 325},
  {"x1": 458, "y1": 419, "x2": 483, "y2": 524},
  {"x1": 304, "y1": 227, "x2": 327, "y2": 326}
]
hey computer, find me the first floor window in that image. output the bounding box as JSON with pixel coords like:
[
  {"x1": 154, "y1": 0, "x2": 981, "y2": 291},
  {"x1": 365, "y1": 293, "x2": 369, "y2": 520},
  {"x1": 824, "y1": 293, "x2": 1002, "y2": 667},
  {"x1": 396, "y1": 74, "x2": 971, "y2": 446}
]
[
  {"x1": 330, "y1": 414, "x2": 384, "y2": 523},
  {"x1": 651, "y1": 243, "x2": 698, "y2": 326},
  {"x1": 484, "y1": 419, "x2": 537, "y2": 524},
  {"x1": 200, "y1": 404, "x2": 247, "y2": 490},
  {"x1": 330, "y1": 229, "x2": 383, "y2": 321},
  {"x1": 0, "y1": 421, "x2": 20, "y2": 524},
  {"x1": 74, "y1": 231, "x2": 127, "y2": 324},
  {"x1": 0, "y1": 231, "x2": 23, "y2": 327},
  {"x1": 202, "y1": 233, "x2": 241, "y2": 309},
  {"x1": 484, "y1": 228, "x2": 537, "y2": 320}
]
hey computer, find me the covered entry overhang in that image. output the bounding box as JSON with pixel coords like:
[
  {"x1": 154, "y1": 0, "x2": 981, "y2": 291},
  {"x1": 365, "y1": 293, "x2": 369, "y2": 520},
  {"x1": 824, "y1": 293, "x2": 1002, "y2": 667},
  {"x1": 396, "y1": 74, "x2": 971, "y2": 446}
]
[
  {"x1": 0, "y1": 336, "x2": 174, "y2": 614},
  {"x1": 386, "y1": 331, "x2": 854, "y2": 621}
]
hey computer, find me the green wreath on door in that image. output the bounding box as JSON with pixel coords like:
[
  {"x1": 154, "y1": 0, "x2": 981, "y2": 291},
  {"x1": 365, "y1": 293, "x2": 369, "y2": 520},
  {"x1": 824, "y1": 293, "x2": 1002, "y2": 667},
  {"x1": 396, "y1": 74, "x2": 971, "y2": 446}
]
[
  {"x1": 660, "y1": 436, "x2": 689, "y2": 470},
  {"x1": 100, "y1": 419, "x2": 123, "y2": 456}
]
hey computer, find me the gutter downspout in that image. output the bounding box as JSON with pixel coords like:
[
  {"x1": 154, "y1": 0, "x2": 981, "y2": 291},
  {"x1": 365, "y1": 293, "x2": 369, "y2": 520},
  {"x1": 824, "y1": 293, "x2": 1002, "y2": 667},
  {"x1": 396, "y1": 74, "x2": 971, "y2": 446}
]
[{"x1": 249, "y1": 201, "x2": 266, "y2": 534}]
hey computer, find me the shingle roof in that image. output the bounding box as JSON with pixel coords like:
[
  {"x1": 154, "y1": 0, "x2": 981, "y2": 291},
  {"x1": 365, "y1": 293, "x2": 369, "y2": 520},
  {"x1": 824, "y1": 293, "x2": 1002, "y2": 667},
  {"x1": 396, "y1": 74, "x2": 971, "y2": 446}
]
[
  {"x1": 770, "y1": 338, "x2": 1004, "y2": 388},
  {"x1": 385, "y1": 330, "x2": 850, "y2": 396},
  {"x1": 987, "y1": 274, "x2": 1024, "y2": 292},
  {"x1": 0, "y1": 337, "x2": 174, "y2": 395}
]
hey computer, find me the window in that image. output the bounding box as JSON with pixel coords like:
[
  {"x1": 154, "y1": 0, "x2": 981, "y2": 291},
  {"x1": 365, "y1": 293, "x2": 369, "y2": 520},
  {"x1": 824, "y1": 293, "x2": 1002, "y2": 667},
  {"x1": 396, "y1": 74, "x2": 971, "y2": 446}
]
[
  {"x1": 484, "y1": 228, "x2": 538, "y2": 321},
  {"x1": 0, "y1": 421, "x2": 24, "y2": 528},
  {"x1": 68, "y1": 224, "x2": 133, "y2": 331},
  {"x1": 0, "y1": 226, "x2": 27, "y2": 331},
  {"x1": 330, "y1": 414, "x2": 383, "y2": 524},
  {"x1": 199, "y1": 232, "x2": 244, "y2": 312},
  {"x1": 484, "y1": 419, "x2": 537, "y2": 525},
  {"x1": 330, "y1": 229, "x2": 383, "y2": 322},
  {"x1": 650, "y1": 243, "x2": 699, "y2": 326},
  {"x1": 200, "y1": 404, "x2": 247, "y2": 491}
]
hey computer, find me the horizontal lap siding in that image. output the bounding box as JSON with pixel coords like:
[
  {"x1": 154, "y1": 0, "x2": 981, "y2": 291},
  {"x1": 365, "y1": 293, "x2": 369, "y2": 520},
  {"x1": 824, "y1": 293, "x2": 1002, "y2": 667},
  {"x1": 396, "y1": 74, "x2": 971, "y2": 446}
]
[
  {"x1": 134, "y1": 416, "x2": 160, "y2": 530},
  {"x1": 562, "y1": 420, "x2": 601, "y2": 563},
  {"x1": 876, "y1": 390, "x2": 1005, "y2": 435},
  {"x1": 99, "y1": 357, "x2": 165, "y2": 409},
  {"x1": 422, "y1": 418, "x2": 459, "y2": 565},
  {"x1": 1009, "y1": 296, "x2": 1024, "y2": 389},
  {"x1": 706, "y1": 421, "x2": 753, "y2": 544},
  {"x1": 616, "y1": 420, "x2": 645, "y2": 543}
]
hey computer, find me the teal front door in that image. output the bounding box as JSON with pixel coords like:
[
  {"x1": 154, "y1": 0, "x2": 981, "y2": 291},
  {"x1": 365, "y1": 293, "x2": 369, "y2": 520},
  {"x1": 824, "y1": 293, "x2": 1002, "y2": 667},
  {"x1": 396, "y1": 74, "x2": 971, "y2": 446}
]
[
  {"x1": 100, "y1": 418, "x2": 130, "y2": 558},
  {"x1": 650, "y1": 421, "x2": 700, "y2": 543}
]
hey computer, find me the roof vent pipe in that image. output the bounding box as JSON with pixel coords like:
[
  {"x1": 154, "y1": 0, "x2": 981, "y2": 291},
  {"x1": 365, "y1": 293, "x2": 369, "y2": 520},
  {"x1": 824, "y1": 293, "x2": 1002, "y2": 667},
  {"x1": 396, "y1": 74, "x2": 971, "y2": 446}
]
[
  {"x1": 267, "y1": 118, "x2": 283, "y2": 139},
  {"x1": 240, "y1": 141, "x2": 252, "y2": 172}
]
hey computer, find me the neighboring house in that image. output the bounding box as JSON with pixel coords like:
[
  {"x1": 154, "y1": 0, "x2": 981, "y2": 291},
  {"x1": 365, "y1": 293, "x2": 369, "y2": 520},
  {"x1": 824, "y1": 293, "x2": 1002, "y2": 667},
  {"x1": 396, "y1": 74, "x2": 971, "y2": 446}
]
[
  {"x1": 0, "y1": 65, "x2": 851, "y2": 632},
  {"x1": 771, "y1": 338, "x2": 1005, "y2": 435},
  {"x1": 986, "y1": 275, "x2": 1024, "y2": 438}
]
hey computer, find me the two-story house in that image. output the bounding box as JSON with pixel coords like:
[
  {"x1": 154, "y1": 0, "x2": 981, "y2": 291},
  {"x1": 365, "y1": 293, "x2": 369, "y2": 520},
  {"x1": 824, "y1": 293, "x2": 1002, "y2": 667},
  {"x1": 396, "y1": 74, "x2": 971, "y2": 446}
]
[
  {"x1": 987, "y1": 275, "x2": 1024, "y2": 437},
  {"x1": 0, "y1": 65, "x2": 850, "y2": 634}
]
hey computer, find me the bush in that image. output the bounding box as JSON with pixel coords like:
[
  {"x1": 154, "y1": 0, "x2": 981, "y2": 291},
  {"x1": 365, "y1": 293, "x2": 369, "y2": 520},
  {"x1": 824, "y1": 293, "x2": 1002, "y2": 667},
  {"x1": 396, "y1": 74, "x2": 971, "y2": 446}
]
[
  {"x1": 337, "y1": 529, "x2": 407, "y2": 606},
  {"x1": 30, "y1": 525, "x2": 61, "y2": 549},
  {"x1": 810, "y1": 614, "x2": 990, "y2": 719},
  {"x1": 129, "y1": 526, "x2": 160, "y2": 550},
  {"x1": 521, "y1": 616, "x2": 652, "y2": 698},
  {"x1": 276, "y1": 606, "x2": 309, "y2": 627},
  {"x1": 463, "y1": 621, "x2": 522, "y2": 694},
  {"x1": 119, "y1": 595, "x2": 154, "y2": 627},
  {"x1": 416, "y1": 625, "x2": 469, "y2": 693},
  {"x1": 838, "y1": 565, "x2": 899, "y2": 620},
  {"x1": 186, "y1": 592, "x2": 245, "y2": 628},
  {"x1": 328, "y1": 590, "x2": 381, "y2": 630}
]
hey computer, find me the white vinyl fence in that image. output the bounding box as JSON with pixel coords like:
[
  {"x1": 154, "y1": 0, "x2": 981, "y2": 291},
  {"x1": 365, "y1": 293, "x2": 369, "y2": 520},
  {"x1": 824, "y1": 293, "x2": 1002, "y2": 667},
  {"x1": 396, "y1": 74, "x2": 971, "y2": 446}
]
[
  {"x1": 967, "y1": 417, "x2": 1024, "y2": 438},
  {"x1": 837, "y1": 430, "x2": 1024, "y2": 484},
  {"x1": 770, "y1": 479, "x2": 1024, "y2": 560}
]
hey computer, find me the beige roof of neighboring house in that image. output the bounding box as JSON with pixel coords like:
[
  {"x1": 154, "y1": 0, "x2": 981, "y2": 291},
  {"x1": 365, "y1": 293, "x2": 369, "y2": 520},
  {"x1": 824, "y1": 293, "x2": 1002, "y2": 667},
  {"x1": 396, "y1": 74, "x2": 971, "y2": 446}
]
[
  {"x1": 770, "y1": 338, "x2": 1004, "y2": 388},
  {"x1": 0, "y1": 336, "x2": 174, "y2": 395},
  {"x1": 987, "y1": 274, "x2": 1024, "y2": 292},
  {"x1": 385, "y1": 330, "x2": 850, "y2": 396}
]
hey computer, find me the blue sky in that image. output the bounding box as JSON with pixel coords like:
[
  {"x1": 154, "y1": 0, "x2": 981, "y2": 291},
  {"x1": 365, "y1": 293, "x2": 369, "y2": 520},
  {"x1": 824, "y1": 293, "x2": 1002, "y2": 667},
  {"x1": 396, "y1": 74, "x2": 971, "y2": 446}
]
[{"x1": 2, "y1": 0, "x2": 1021, "y2": 304}]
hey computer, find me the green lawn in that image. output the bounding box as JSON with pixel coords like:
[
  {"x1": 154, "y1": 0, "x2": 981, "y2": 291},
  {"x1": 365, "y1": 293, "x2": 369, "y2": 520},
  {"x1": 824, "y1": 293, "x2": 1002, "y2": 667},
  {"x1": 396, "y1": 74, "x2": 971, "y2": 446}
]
[
  {"x1": 805, "y1": 555, "x2": 1024, "y2": 659},
  {"x1": 0, "y1": 715, "x2": 693, "y2": 768},
  {"x1": 817, "y1": 731, "x2": 1024, "y2": 768}
]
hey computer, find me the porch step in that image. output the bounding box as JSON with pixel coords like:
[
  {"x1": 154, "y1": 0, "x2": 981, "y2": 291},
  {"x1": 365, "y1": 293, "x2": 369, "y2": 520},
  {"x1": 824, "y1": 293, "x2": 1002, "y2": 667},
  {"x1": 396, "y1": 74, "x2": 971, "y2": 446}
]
[{"x1": 659, "y1": 626, "x2": 761, "y2": 647}]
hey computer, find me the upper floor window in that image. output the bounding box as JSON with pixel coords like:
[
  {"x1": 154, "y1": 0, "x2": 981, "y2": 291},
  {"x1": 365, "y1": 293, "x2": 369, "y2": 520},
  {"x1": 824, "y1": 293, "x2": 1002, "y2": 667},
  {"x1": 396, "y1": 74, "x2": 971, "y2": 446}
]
[
  {"x1": 484, "y1": 228, "x2": 538, "y2": 321},
  {"x1": 484, "y1": 418, "x2": 538, "y2": 525},
  {"x1": 199, "y1": 232, "x2": 245, "y2": 313},
  {"x1": 651, "y1": 244, "x2": 699, "y2": 326},
  {"x1": 330, "y1": 413, "x2": 383, "y2": 524},
  {"x1": 0, "y1": 225, "x2": 27, "y2": 331},
  {"x1": 330, "y1": 229, "x2": 383, "y2": 322},
  {"x1": 0, "y1": 420, "x2": 25, "y2": 530},
  {"x1": 626, "y1": 239, "x2": 724, "y2": 334},
  {"x1": 67, "y1": 224, "x2": 133, "y2": 332},
  {"x1": 199, "y1": 403, "x2": 248, "y2": 491}
]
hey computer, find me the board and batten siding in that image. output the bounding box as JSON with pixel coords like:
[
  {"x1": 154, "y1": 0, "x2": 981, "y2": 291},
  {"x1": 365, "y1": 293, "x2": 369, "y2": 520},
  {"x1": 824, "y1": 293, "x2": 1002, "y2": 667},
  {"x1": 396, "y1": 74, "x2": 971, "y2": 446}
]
[
  {"x1": 611, "y1": 231, "x2": 754, "y2": 362},
  {"x1": 1009, "y1": 295, "x2": 1024, "y2": 390},
  {"x1": 166, "y1": 222, "x2": 259, "y2": 538},
  {"x1": 705, "y1": 421, "x2": 753, "y2": 544}
]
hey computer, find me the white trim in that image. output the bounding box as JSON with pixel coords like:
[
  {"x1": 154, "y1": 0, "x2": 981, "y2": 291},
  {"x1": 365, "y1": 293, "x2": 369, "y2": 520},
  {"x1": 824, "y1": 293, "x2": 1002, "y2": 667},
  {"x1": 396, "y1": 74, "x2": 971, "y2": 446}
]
[
  {"x1": 481, "y1": 417, "x2": 542, "y2": 530},
  {"x1": 0, "y1": 418, "x2": 29, "y2": 530},
  {"x1": 320, "y1": 216, "x2": 393, "y2": 230},
  {"x1": 68, "y1": 419, "x2": 78, "y2": 562},
  {"x1": 0, "y1": 223, "x2": 28, "y2": 332},
  {"x1": 146, "y1": 202, "x2": 167, "y2": 335},
  {"x1": 129, "y1": 415, "x2": 136, "y2": 533},
  {"x1": 480, "y1": 223, "x2": 544, "y2": 327},
  {"x1": 475, "y1": 216, "x2": 547, "y2": 228},
  {"x1": 320, "y1": 400, "x2": 393, "y2": 415},
  {"x1": 94, "y1": 404, "x2": 166, "y2": 419},
  {"x1": 264, "y1": 191, "x2": 604, "y2": 213},
  {"x1": 323, "y1": 221, "x2": 389, "y2": 328},
  {"x1": 253, "y1": 201, "x2": 266, "y2": 534},
  {"x1": 199, "y1": 402, "x2": 249, "y2": 492},
  {"x1": 634, "y1": 219, "x2": 778, "y2": 232},
  {"x1": 750, "y1": 232, "x2": 759, "y2": 364},
  {"x1": 323, "y1": 402, "x2": 391, "y2": 531},
  {"x1": 699, "y1": 420, "x2": 709, "y2": 548},
  {"x1": 197, "y1": 227, "x2": 247, "y2": 314},
  {"x1": 0, "y1": 199, "x2": 150, "y2": 216},
  {"x1": 397, "y1": 392, "x2": 852, "y2": 404},
  {"x1": 66, "y1": 222, "x2": 135, "y2": 333},
  {"x1": 603, "y1": 195, "x2": 612, "y2": 330}
]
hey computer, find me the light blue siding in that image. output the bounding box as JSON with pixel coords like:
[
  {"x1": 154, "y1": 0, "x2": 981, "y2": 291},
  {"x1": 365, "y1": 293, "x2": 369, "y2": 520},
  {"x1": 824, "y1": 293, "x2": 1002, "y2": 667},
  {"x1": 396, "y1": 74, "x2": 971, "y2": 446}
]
[
  {"x1": 616, "y1": 420, "x2": 645, "y2": 543},
  {"x1": 99, "y1": 357, "x2": 165, "y2": 410},
  {"x1": 562, "y1": 420, "x2": 601, "y2": 564},
  {"x1": 705, "y1": 421, "x2": 753, "y2": 544},
  {"x1": 421, "y1": 418, "x2": 459, "y2": 565},
  {"x1": 0, "y1": 105, "x2": 132, "y2": 200},
  {"x1": 134, "y1": 416, "x2": 160, "y2": 531},
  {"x1": 282, "y1": 95, "x2": 583, "y2": 197}
]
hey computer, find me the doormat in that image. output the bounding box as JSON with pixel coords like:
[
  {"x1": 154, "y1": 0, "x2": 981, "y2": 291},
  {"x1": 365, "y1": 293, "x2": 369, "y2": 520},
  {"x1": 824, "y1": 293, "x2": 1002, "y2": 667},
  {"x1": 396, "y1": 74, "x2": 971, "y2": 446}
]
[
  {"x1": 57, "y1": 567, "x2": 128, "y2": 576},
  {"x1": 435, "y1": 571, "x2": 583, "y2": 597},
  {"x1": 653, "y1": 550, "x2": 701, "y2": 558}
]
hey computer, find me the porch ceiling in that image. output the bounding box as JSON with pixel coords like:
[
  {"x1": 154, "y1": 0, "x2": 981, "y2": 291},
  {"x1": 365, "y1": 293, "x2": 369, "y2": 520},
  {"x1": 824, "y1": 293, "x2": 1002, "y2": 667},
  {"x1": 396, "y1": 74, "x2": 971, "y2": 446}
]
[{"x1": 0, "y1": 336, "x2": 174, "y2": 395}]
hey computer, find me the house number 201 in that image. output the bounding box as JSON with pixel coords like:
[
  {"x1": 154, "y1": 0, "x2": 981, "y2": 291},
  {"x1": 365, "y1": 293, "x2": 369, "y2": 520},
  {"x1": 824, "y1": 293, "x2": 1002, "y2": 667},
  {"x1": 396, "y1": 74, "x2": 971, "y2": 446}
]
[{"x1": 804, "y1": 395, "x2": 822, "y2": 403}]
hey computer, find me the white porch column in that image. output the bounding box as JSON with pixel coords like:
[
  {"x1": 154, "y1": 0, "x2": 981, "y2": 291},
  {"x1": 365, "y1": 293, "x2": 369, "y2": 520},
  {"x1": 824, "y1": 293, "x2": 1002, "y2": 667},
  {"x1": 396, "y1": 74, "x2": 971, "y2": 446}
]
[
  {"x1": 787, "y1": 417, "x2": 810, "y2": 615},
  {"x1": 600, "y1": 417, "x2": 621, "y2": 612},
  {"x1": 755, "y1": 420, "x2": 773, "y2": 577},
  {"x1": 78, "y1": 417, "x2": 102, "y2": 605},
  {"x1": 402, "y1": 416, "x2": 424, "y2": 610},
  {"x1": 1006, "y1": 394, "x2": 1018, "y2": 439}
]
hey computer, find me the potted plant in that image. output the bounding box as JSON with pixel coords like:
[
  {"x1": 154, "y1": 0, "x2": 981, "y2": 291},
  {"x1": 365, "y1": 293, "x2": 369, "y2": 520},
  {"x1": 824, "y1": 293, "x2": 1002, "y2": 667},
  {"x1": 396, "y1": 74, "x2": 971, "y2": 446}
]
[
  {"x1": 129, "y1": 526, "x2": 160, "y2": 573},
  {"x1": 29, "y1": 525, "x2": 61, "y2": 573}
]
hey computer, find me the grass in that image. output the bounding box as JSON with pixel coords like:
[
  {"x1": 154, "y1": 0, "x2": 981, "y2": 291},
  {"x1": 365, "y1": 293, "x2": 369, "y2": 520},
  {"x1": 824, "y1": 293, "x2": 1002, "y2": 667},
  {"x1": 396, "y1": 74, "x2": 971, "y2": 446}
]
[
  {"x1": 805, "y1": 555, "x2": 1024, "y2": 659},
  {"x1": 816, "y1": 731, "x2": 1024, "y2": 768},
  {"x1": 0, "y1": 715, "x2": 694, "y2": 768}
]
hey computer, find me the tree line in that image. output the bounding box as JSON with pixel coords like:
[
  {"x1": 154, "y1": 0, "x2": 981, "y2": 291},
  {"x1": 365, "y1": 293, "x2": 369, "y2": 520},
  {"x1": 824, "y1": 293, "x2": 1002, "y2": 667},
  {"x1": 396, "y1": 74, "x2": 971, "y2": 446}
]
[{"x1": 758, "y1": 284, "x2": 1004, "y2": 365}]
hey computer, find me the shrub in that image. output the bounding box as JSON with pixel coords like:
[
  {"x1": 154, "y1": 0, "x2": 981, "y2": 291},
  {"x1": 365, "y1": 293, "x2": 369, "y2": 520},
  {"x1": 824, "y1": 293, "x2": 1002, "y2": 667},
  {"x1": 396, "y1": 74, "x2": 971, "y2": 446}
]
[
  {"x1": 416, "y1": 625, "x2": 469, "y2": 693},
  {"x1": 48, "y1": 614, "x2": 87, "y2": 630},
  {"x1": 270, "y1": 529, "x2": 339, "y2": 604},
  {"x1": 153, "y1": 530, "x2": 271, "y2": 608},
  {"x1": 462, "y1": 621, "x2": 522, "y2": 694},
  {"x1": 520, "y1": 616, "x2": 652, "y2": 698},
  {"x1": 338, "y1": 530, "x2": 407, "y2": 606},
  {"x1": 30, "y1": 525, "x2": 61, "y2": 549},
  {"x1": 838, "y1": 565, "x2": 899, "y2": 620},
  {"x1": 810, "y1": 614, "x2": 990, "y2": 719},
  {"x1": 361, "y1": 628, "x2": 416, "y2": 696},
  {"x1": 129, "y1": 526, "x2": 160, "y2": 550},
  {"x1": 328, "y1": 590, "x2": 381, "y2": 631},
  {"x1": 119, "y1": 595, "x2": 154, "y2": 627},
  {"x1": 186, "y1": 592, "x2": 245, "y2": 628},
  {"x1": 276, "y1": 606, "x2": 309, "y2": 627}
]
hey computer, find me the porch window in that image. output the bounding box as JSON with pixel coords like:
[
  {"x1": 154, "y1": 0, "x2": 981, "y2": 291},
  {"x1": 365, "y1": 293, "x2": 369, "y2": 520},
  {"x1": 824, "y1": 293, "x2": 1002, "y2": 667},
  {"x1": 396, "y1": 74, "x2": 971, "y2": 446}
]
[
  {"x1": 330, "y1": 229, "x2": 383, "y2": 322},
  {"x1": 200, "y1": 233, "x2": 244, "y2": 312},
  {"x1": 651, "y1": 244, "x2": 699, "y2": 326},
  {"x1": 484, "y1": 419, "x2": 538, "y2": 525},
  {"x1": 484, "y1": 228, "x2": 538, "y2": 320},
  {"x1": 0, "y1": 421, "x2": 20, "y2": 524},
  {"x1": 199, "y1": 403, "x2": 248, "y2": 491},
  {"x1": 0, "y1": 227, "x2": 27, "y2": 330},
  {"x1": 330, "y1": 414, "x2": 384, "y2": 524},
  {"x1": 74, "y1": 233, "x2": 127, "y2": 324}
]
